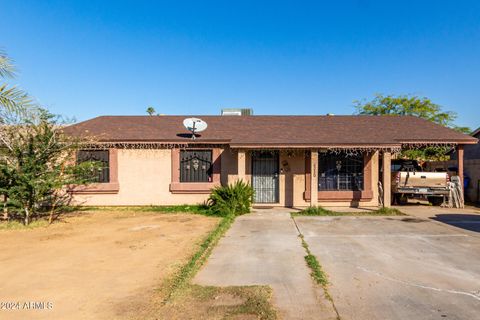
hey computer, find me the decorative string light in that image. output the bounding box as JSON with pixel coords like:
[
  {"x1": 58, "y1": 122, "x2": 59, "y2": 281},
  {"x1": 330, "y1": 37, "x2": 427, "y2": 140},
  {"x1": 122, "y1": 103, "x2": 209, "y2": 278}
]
[{"x1": 78, "y1": 141, "x2": 460, "y2": 154}]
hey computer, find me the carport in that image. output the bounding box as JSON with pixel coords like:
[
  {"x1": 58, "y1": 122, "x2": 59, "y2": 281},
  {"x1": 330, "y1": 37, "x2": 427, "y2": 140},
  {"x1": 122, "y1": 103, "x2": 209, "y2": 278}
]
[{"x1": 378, "y1": 144, "x2": 467, "y2": 207}]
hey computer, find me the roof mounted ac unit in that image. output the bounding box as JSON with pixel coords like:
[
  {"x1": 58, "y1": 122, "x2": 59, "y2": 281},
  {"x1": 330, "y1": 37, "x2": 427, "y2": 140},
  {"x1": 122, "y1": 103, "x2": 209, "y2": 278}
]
[{"x1": 221, "y1": 108, "x2": 253, "y2": 116}]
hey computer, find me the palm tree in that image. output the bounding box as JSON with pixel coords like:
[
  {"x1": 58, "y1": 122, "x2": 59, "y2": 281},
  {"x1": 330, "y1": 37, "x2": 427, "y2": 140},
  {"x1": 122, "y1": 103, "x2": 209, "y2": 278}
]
[
  {"x1": 0, "y1": 50, "x2": 36, "y2": 116},
  {"x1": 146, "y1": 106, "x2": 156, "y2": 116}
]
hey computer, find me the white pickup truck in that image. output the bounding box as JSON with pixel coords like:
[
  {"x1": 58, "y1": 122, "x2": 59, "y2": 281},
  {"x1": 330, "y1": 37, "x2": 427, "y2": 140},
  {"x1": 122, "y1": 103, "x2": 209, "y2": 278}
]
[{"x1": 391, "y1": 160, "x2": 450, "y2": 206}]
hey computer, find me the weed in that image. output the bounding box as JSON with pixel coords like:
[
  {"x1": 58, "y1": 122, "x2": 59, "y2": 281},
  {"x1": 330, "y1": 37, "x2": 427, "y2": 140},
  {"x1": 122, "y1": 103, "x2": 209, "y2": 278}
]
[
  {"x1": 299, "y1": 234, "x2": 329, "y2": 287},
  {"x1": 293, "y1": 205, "x2": 404, "y2": 216}
]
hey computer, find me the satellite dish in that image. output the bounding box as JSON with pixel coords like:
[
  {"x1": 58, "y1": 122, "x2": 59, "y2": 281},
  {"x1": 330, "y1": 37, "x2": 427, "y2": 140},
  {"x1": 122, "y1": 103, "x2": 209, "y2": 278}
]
[{"x1": 183, "y1": 117, "x2": 208, "y2": 140}]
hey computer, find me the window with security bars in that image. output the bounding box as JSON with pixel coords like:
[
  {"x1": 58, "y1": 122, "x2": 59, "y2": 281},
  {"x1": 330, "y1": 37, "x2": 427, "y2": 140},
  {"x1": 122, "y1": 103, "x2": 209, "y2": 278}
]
[
  {"x1": 77, "y1": 150, "x2": 110, "y2": 183},
  {"x1": 318, "y1": 152, "x2": 364, "y2": 191},
  {"x1": 180, "y1": 150, "x2": 213, "y2": 182}
]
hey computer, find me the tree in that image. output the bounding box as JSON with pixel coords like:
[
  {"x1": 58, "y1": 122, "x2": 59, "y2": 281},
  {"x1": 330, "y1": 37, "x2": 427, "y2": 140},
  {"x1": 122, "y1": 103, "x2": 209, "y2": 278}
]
[
  {"x1": 0, "y1": 50, "x2": 37, "y2": 119},
  {"x1": 0, "y1": 110, "x2": 101, "y2": 225},
  {"x1": 354, "y1": 94, "x2": 471, "y2": 160},
  {"x1": 146, "y1": 106, "x2": 156, "y2": 116}
]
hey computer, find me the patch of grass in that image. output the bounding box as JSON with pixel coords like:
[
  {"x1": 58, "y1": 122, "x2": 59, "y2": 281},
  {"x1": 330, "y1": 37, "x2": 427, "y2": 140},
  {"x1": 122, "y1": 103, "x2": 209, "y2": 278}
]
[
  {"x1": 0, "y1": 219, "x2": 50, "y2": 230},
  {"x1": 292, "y1": 205, "x2": 404, "y2": 216},
  {"x1": 373, "y1": 207, "x2": 404, "y2": 215},
  {"x1": 68, "y1": 204, "x2": 214, "y2": 215},
  {"x1": 162, "y1": 213, "x2": 236, "y2": 302},
  {"x1": 2, "y1": 205, "x2": 214, "y2": 229},
  {"x1": 295, "y1": 206, "x2": 336, "y2": 216},
  {"x1": 157, "y1": 285, "x2": 276, "y2": 320}
]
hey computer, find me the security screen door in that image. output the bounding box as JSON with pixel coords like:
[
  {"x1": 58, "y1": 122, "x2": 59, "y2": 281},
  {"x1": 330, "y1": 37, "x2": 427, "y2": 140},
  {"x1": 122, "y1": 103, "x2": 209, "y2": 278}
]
[{"x1": 251, "y1": 151, "x2": 279, "y2": 203}]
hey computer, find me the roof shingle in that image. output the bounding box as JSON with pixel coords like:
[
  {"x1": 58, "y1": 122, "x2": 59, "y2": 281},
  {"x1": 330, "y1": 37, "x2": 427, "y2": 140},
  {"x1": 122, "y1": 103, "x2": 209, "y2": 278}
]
[{"x1": 63, "y1": 115, "x2": 478, "y2": 147}]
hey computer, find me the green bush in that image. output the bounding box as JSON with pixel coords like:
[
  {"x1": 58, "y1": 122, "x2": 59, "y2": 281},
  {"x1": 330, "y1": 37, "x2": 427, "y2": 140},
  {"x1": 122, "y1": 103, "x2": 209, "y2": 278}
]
[{"x1": 207, "y1": 180, "x2": 254, "y2": 216}]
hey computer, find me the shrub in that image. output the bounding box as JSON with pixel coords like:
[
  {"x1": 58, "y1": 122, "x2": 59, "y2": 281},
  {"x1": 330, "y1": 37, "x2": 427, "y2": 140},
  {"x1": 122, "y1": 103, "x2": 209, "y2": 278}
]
[{"x1": 207, "y1": 180, "x2": 254, "y2": 216}]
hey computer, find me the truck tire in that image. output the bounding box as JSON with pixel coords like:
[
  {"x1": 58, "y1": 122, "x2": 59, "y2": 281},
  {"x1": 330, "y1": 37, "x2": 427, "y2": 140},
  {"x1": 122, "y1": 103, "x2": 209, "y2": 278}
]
[
  {"x1": 394, "y1": 194, "x2": 408, "y2": 205},
  {"x1": 427, "y1": 196, "x2": 443, "y2": 206}
]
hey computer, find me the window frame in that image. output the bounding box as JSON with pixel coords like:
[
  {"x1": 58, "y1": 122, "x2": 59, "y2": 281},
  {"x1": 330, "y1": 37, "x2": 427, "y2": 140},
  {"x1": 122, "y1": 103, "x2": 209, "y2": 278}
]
[
  {"x1": 303, "y1": 150, "x2": 374, "y2": 202},
  {"x1": 77, "y1": 149, "x2": 111, "y2": 183},
  {"x1": 69, "y1": 148, "x2": 119, "y2": 194},
  {"x1": 179, "y1": 150, "x2": 213, "y2": 183},
  {"x1": 170, "y1": 148, "x2": 221, "y2": 194},
  {"x1": 318, "y1": 152, "x2": 364, "y2": 191}
]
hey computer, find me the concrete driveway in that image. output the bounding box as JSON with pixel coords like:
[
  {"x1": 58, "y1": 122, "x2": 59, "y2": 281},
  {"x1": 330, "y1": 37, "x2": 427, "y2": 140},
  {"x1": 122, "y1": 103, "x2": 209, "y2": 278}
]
[
  {"x1": 397, "y1": 205, "x2": 480, "y2": 233},
  {"x1": 194, "y1": 209, "x2": 337, "y2": 320},
  {"x1": 295, "y1": 212, "x2": 480, "y2": 320}
]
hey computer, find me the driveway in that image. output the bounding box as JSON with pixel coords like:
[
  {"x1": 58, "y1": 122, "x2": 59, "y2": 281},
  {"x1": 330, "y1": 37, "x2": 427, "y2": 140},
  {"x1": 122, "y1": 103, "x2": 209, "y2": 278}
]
[
  {"x1": 194, "y1": 209, "x2": 337, "y2": 320},
  {"x1": 295, "y1": 213, "x2": 480, "y2": 320},
  {"x1": 397, "y1": 205, "x2": 480, "y2": 233}
]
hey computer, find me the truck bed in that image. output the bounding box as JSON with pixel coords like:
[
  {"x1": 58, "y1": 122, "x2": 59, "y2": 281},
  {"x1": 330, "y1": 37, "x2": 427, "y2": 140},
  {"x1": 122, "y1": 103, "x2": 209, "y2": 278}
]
[{"x1": 392, "y1": 171, "x2": 449, "y2": 196}]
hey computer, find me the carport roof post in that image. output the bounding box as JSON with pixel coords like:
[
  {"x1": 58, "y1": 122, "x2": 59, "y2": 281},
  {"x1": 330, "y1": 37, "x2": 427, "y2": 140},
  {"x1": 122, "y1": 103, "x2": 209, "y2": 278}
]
[
  {"x1": 382, "y1": 151, "x2": 392, "y2": 208},
  {"x1": 457, "y1": 145, "x2": 464, "y2": 188},
  {"x1": 310, "y1": 150, "x2": 318, "y2": 207}
]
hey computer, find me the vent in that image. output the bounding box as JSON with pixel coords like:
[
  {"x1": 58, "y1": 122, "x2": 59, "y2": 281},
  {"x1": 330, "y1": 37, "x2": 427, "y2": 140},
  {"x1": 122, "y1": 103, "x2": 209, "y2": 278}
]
[{"x1": 221, "y1": 108, "x2": 253, "y2": 116}]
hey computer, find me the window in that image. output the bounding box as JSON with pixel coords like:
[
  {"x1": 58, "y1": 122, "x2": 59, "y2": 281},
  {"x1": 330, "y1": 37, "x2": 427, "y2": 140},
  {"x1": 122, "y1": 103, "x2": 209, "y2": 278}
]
[
  {"x1": 180, "y1": 150, "x2": 212, "y2": 183},
  {"x1": 77, "y1": 150, "x2": 110, "y2": 183},
  {"x1": 318, "y1": 152, "x2": 364, "y2": 191}
]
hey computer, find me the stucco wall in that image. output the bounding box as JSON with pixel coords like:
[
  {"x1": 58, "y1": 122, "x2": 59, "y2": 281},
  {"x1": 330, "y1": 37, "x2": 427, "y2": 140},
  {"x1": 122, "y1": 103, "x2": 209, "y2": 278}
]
[
  {"x1": 464, "y1": 159, "x2": 480, "y2": 202},
  {"x1": 73, "y1": 149, "x2": 209, "y2": 206},
  {"x1": 73, "y1": 148, "x2": 380, "y2": 207},
  {"x1": 284, "y1": 152, "x2": 309, "y2": 207},
  {"x1": 222, "y1": 147, "x2": 238, "y2": 185}
]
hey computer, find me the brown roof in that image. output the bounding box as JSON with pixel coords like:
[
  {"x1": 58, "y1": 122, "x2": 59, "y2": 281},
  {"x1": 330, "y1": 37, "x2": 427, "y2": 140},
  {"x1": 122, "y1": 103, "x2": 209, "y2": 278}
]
[{"x1": 63, "y1": 115, "x2": 478, "y2": 148}]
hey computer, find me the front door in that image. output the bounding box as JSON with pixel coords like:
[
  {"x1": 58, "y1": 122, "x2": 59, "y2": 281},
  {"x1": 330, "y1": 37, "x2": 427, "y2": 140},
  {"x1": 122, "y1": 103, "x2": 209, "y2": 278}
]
[{"x1": 251, "y1": 151, "x2": 279, "y2": 203}]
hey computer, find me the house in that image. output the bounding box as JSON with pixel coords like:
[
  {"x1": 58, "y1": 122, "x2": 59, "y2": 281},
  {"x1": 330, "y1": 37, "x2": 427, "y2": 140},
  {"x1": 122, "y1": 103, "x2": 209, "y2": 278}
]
[{"x1": 63, "y1": 115, "x2": 477, "y2": 207}]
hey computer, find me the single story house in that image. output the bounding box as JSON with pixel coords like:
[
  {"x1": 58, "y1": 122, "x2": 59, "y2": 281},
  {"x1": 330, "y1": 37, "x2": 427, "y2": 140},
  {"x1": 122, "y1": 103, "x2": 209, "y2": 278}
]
[{"x1": 64, "y1": 115, "x2": 477, "y2": 207}]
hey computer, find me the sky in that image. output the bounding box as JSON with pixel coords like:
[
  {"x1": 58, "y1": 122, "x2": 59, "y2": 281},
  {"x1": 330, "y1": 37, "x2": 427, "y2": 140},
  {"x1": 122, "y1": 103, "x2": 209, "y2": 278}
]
[{"x1": 1, "y1": 0, "x2": 479, "y2": 129}]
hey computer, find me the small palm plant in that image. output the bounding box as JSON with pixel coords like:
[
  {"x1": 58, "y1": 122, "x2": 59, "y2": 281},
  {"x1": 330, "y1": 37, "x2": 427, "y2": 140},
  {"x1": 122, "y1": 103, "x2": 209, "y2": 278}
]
[
  {"x1": 207, "y1": 180, "x2": 254, "y2": 216},
  {"x1": 0, "y1": 50, "x2": 36, "y2": 117}
]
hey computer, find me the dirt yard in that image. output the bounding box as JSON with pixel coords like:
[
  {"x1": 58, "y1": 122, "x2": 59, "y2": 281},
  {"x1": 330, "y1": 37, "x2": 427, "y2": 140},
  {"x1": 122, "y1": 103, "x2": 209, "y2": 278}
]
[{"x1": 0, "y1": 210, "x2": 219, "y2": 320}]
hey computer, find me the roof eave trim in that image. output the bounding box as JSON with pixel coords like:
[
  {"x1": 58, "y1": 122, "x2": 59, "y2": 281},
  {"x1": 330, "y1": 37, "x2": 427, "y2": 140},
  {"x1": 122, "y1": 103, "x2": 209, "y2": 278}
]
[
  {"x1": 399, "y1": 139, "x2": 478, "y2": 145},
  {"x1": 229, "y1": 143, "x2": 401, "y2": 149}
]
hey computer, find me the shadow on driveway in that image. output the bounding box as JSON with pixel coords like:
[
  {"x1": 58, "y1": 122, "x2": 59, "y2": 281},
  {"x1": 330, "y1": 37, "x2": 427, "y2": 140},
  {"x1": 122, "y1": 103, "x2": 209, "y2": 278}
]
[{"x1": 432, "y1": 214, "x2": 480, "y2": 233}]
